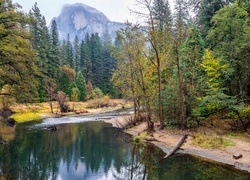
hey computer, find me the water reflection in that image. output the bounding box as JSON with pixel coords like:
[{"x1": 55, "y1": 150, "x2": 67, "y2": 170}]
[
  {"x1": 0, "y1": 120, "x2": 249, "y2": 179},
  {"x1": 0, "y1": 120, "x2": 16, "y2": 142}
]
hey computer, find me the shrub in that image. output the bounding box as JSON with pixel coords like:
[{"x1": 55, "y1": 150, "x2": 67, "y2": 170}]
[
  {"x1": 133, "y1": 132, "x2": 147, "y2": 143},
  {"x1": 57, "y1": 91, "x2": 69, "y2": 112},
  {"x1": 86, "y1": 87, "x2": 104, "y2": 100}
]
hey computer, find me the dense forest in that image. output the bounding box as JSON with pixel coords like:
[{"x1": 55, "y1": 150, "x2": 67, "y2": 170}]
[
  {"x1": 0, "y1": 1, "x2": 117, "y2": 111},
  {"x1": 0, "y1": 0, "x2": 250, "y2": 130},
  {"x1": 111, "y1": 0, "x2": 250, "y2": 130}
]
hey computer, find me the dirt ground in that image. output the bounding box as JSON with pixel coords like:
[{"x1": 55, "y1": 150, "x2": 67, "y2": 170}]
[{"x1": 105, "y1": 116, "x2": 250, "y2": 173}]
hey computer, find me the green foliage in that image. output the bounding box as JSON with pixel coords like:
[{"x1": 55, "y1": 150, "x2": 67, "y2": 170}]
[
  {"x1": 87, "y1": 87, "x2": 104, "y2": 100},
  {"x1": 207, "y1": 2, "x2": 250, "y2": 97},
  {"x1": 162, "y1": 77, "x2": 180, "y2": 125},
  {"x1": 75, "y1": 72, "x2": 87, "y2": 101},
  {"x1": 58, "y1": 65, "x2": 76, "y2": 95},
  {"x1": 198, "y1": 0, "x2": 232, "y2": 38},
  {"x1": 49, "y1": 19, "x2": 61, "y2": 80},
  {"x1": 133, "y1": 132, "x2": 147, "y2": 143},
  {"x1": 0, "y1": 85, "x2": 15, "y2": 110},
  {"x1": 201, "y1": 49, "x2": 229, "y2": 92},
  {"x1": 69, "y1": 82, "x2": 79, "y2": 101},
  {"x1": 152, "y1": 0, "x2": 172, "y2": 28},
  {"x1": 198, "y1": 49, "x2": 236, "y2": 117},
  {"x1": 0, "y1": 0, "x2": 39, "y2": 102},
  {"x1": 71, "y1": 88, "x2": 80, "y2": 102}
]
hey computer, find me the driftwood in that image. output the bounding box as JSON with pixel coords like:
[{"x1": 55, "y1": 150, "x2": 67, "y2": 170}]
[
  {"x1": 45, "y1": 125, "x2": 57, "y2": 131},
  {"x1": 0, "y1": 141, "x2": 6, "y2": 145},
  {"x1": 164, "y1": 134, "x2": 188, "y2": 159},
  {"x1": 233, "y1": 154, "x2": 243, "y2": 160}
]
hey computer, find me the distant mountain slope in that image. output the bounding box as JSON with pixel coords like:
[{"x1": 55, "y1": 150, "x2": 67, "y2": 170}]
[{"x1": 52, "y1": 3, "x2": 126, "y2": 41}]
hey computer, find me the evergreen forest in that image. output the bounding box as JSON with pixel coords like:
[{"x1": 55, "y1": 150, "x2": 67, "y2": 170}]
[{"x1": 0, "y1": 0, "x2": 250, "y2": 131}]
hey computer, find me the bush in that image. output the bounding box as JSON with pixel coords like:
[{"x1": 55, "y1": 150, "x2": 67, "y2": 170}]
[
  {"x1": 57, "y1": 91, "x2": 70, "y2": 112},
  {"x1": 85, "y1": 96, "x2": 111, "y2": 109},
  {"x1": 133, "y1": 132, "x2": 147, "y2": 143},
  {"x1": 86, "y1": 87, "x2": 104, "y2": 100}
]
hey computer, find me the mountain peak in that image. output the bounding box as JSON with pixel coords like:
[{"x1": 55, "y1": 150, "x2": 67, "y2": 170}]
[{"x1": 53, "y1": 3, "x2": 125, "y2": 41}]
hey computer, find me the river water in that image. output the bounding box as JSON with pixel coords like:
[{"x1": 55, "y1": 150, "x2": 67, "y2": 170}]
[{"x1": 0, "y1": 109, "x2": 249, "y2": 179}]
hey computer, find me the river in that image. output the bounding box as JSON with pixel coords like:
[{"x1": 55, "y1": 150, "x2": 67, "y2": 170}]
[{"x1": 0, "y1": 109, "x2": 249, "y2": 179}]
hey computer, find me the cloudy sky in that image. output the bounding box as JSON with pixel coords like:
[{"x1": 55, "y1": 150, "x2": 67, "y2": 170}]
[{"x1": 13, "y1": 0, "x2": 174, "y2": 24}]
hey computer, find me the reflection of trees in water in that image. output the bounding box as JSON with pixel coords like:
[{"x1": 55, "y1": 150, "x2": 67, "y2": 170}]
[
  {"x1": 112, "y1": 143, "x2": 165, "y2": 180},
  {"x1": 0, "y1": 121, "x2": 165, "y2": 179},
  {"x1": 0, "y1": 121, "x2": 16, "y2": 142},
  {"x1": 1, "y1": 121, "x2": 249, "y2": 179}
]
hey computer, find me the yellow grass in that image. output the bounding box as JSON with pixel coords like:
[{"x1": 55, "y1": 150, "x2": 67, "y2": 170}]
[
  {"x1": 11, "y1": 112, "x2": 42, "y2": 123},
  {"x1": 192, "y1": 133, "x2": 235, "y2": 148}
]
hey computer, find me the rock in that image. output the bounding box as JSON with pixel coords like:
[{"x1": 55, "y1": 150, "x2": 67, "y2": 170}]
[
  {"x1": 0, "y1": 141, "x2": 6, "y2": 145},
  {"x1": 75, "y1": 109, "x2": 88, "y2": 114},
  {"x1": 233, "y1": 154, "x2": 243, "y2": 159},
  {"x1": 5, "y1": 118, "x2": 16, "y2": 127},
  {"x1": 53, "y1": 3, "x2": 126, "y2": 41},
  {"x1": 46, "y1": 125, "x2": 57, "y2": 131}
]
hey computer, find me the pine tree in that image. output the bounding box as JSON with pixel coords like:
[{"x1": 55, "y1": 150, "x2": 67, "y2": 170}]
[
  {"x1": 73, "y1": 35, "x2": 81, "y2": 73},
  {"x1": 102, "y1": 31, "x2": 117, "y2": 96},
  {"x1": 29, "y1": 2, "x2": 54, "y2": 102},
  {"x1": 80, "y1": 33, "x2": 92, "y2": 82},
  {"x1": 29, "y1": 3, "x2": 50, "y2": 77},
  {"x1": 90, "y1": 33, "x2": 103, "y2": 88},
  {"x1": 198, "y1": 0, "x2": 233, "y2": 38},
  {"x1": 50, "y1": 19, "x2": 61, "y2": 80},
  {"x1": 75, "y1": 72, "x2": 87, "y2": 101},
  {"x1": 152, "y1": 0, "x2": 172, "y2": 28},
  {"x1": 179, "y1": 27, "x2": 205, "y2": 123},
  {"x1": 173, "y1": 0, "x2": 190, "y2": 128},
  {"x1": 69, "y1": 81, "x2": 79, "y2": 101},
  {"x1": 65, "y1": 34, "x2": 74, "y2": 68}
]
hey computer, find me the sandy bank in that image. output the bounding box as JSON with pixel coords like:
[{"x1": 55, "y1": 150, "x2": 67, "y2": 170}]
[{"x1": 105, "y1": 116, "x2": 250, "y2": 173}]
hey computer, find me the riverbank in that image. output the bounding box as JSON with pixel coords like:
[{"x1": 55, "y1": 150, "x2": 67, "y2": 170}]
[
  {"x1": 7, "y1": 98, "x2": 131, "y2": 123},
  {"x1": 105, "y1": 116, "x2": 250, "y2": 173}
]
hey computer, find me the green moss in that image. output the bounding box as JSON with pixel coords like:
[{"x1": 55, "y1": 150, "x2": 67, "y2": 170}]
[{"x1": 11, "y1": 112, "x2": 42, "y2": 123}]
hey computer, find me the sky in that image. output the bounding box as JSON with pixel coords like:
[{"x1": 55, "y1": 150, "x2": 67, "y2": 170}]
[{"x1": 13, "y1": 0, "x2": 174, "y2": 24}]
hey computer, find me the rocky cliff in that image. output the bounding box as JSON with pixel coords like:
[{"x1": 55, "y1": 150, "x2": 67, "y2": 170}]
[{"x1": 52, "y1": 3, "x2": 126, "y2": 41}]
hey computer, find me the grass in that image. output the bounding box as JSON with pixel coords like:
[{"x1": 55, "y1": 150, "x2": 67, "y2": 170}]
[
  {"x1": 133, "y1": 132, "x2": 147, "y2": 143},
  {"x1": 10, "y1": 112, "x2": 42, "y2": 123},
  {"x1": 226, "y1": 132, "x2": 250, "y2": 142},
  {"x1": 192, "y1": 133, "x2": 235, "y2": 148}
]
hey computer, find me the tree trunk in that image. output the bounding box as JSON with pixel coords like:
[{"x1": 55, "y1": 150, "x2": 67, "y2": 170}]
[
  {"x1": 49, "y1": 100, "x2": 53, "y2": 113},
  {"x1": 164, "y1": 134, "x2": 188, "y2": 158},
  {"x1": 176, "y1": 50, "x2": 186, "y2": 129}
]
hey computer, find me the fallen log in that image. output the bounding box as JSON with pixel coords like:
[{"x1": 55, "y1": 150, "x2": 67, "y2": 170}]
[
  {"x1": 233, "y1": 154, "x2": 243, "y2": 160},
  {"x1": 164, "y1": 134, "x2": 188, "y2": 159}
]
